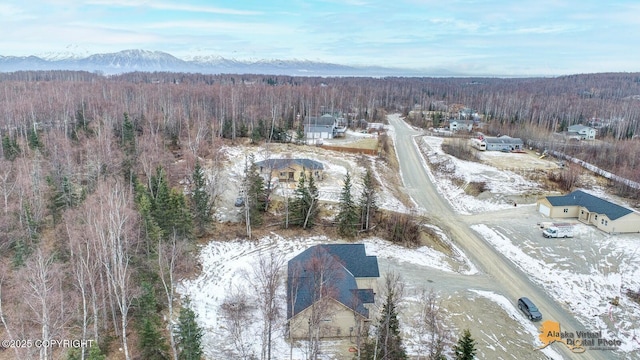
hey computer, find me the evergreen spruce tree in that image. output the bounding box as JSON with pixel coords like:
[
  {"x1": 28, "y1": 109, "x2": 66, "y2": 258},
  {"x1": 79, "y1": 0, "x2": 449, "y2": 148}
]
[
  {"x1": 290, "y1": 170, "x2": 319, "y2": 229},
  {"x1": 359, "y1": 168, "x2": 378, "y2": 231},
  {"x1": 134, "y1": 180, "x2": 162, "y2": 254},
  {"x1": 363, "y1": 286, "x2": 407, "y2": 360},
  {"x1": 453, "y1": 329, "x2": 476, "y2": 360},
  {"x1": 336, "y1": 172, "x2": 358, "y2": 237},
  {"x1": 246, "y1": 158, "x2": 267, "y2": 226},
  {"x1": 120, "y1": 113, "x2": 137, "y2": 185},
  {"x1": 176, "y1": 298, "x2": 204, "y2": 360},
  {"x1": 66, "y1": 343, "x2": 107, "y2": 360},
  {"x1": 121, "y1": 112, "x2": 136, "y2": 154},
  {"x1": 27, "y1": 127, "x2": 42, "y2": 151},
  {"x1": 289, "y1": 172, "x2": 307, "y2": 227},
  {"x1": 295, "y1": 125, "x2": 305, "y2": 143},
  {"x1": 169, "y1": 188, "x2": 193, "y2": 238},
  {"x1": 191, "y1": 161, "x2": 212, "y2": 236},
  {"x1": 150, "y1": 166, "x2": 173, "y2": 237},
  {"x1": 148, "y1": 166, "x2": 193, "y2": 240},
  {"x1": 2, "y1": 134, "x2": 20, "y2": 161},
  {"x1": 305, "y1": 172, "x2": 319, "y2": 228},
  {"x1": 136, "y1": 282, "x2": 170, "y2": 360}
]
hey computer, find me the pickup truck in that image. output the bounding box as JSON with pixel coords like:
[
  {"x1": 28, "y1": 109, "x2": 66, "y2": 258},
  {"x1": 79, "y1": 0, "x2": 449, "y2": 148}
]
[{"x1": 542, "y1": 226, "x2": 573, "y2": 238}]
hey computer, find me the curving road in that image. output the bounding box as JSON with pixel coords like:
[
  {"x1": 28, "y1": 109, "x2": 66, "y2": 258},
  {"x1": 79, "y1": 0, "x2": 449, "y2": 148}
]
[{"x1": 388, "y1": 114, "x2": 613, "y2": 360}]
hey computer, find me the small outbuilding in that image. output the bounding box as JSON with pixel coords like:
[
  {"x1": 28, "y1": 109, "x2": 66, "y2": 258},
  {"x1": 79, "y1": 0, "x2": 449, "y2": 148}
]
[{"x1": 536, "y1": 189, "x2": 640, "y2": 234}]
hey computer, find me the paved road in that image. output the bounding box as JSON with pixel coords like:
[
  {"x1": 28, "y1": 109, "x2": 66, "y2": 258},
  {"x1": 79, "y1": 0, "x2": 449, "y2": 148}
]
[{"x1": 388, "y1": 115, "x2": 613, "y2": 360}]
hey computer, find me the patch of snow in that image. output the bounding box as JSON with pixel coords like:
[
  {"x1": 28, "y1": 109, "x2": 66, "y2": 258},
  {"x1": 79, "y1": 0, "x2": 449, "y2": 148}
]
[
  {"x1": 471, "y1": 224, "x2": 640, "y2": 354},
  {"x1": 470, "y1": 290, "x2": 564, "y2": 360},
  {"x1": 416, "y1": 136, "x2": 540, "y2": 215},
  {"x1": 178, "y1": 233, "x2": 478, "y2": 359}
]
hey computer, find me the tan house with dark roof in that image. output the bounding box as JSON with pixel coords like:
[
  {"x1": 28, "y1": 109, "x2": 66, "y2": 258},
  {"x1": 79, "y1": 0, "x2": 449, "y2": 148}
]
[
  {"x1": 255, "y1": 158, "x2": 324, "y2": 183},
  {"x1": 537, "y1": 189, "x2": 640, "y2": 234}
]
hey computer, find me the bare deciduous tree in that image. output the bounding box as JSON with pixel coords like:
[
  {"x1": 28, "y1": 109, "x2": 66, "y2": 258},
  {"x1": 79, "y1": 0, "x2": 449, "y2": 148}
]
[
  {"x1": 247, "y1": 251, "x2": 285, "y2": 360},
  {"x1": 21, "y1": 247, "x2": 69, "y2": 360},
  {"x1": 158, "y1": 233, "x2": 187, "y2": 360},
  {"x1": 220, "y1": 287, "x2": 256, "y2": 360},
  {"x1": 304, "y1": 248, "x2": 342, "y2": 360},
  {"x1": 415, "y1": 288, "x2": 450, "y2": 360},
  {"x1": 90, "y1": 180, "x2": 138, "y2": 360}
]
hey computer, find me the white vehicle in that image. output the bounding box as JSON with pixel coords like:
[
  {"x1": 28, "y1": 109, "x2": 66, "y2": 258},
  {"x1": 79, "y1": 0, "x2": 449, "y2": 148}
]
[{"x1": 542, "y1": 226, "x2": 574, "y2": 238}]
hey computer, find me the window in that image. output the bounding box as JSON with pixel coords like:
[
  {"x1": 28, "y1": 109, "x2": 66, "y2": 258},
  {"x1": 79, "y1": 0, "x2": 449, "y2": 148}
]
[
  {"x1": 563, "y1": 208, "x2": 569, "y2": 213},
  {"x1": 595, "y1": 215, "x2": 598, "y2": 220},
  {"x1": 279, "y1": 172, "x2": 286, "y2": 177},
  {"x1": 605, "y1": 220, "x2": 608, "y2": 226},
  {"x1": 601, "y1": 219, "x2": 604, "y2": 225}
]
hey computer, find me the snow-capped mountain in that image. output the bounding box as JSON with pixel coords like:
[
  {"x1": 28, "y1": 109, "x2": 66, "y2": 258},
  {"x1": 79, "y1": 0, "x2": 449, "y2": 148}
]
[{"x1": 0, "y1": 49, "x2": 444, "y2": 76}]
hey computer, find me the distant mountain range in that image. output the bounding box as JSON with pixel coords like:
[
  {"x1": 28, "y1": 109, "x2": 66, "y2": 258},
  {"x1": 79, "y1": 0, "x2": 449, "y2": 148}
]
[{"x1": 0, "y1": 49, "x2": 457, "y2": 77}]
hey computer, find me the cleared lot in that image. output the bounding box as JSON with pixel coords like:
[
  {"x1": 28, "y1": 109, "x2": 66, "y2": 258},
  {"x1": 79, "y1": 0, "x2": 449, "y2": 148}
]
[{"x1": 466, "y1": 206, "x2": 640, "y2": 355}]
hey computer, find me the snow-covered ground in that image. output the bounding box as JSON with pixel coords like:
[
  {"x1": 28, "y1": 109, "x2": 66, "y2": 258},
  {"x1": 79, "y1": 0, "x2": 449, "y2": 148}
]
[
  {"x1": 416, "y1": 135, "x2": 540, "y2": 215},
  {"x1": 184, "y1": 116, "x2": 639, "y2": 358},
  {"x1": 471, "y1": 223, "x2": 640, "y2": 353},
  {"x1": 178, "y1": 228, "x2": 478, "y2": 359},
  {"x1": 214, "y1": 139, "x2": 407, "y2": 222}
]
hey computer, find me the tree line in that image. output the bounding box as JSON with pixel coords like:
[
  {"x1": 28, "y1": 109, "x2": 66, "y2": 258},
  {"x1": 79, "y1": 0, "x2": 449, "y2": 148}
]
[{"x1": 1, "y1": 69, "x2": 639, "y2": 358}]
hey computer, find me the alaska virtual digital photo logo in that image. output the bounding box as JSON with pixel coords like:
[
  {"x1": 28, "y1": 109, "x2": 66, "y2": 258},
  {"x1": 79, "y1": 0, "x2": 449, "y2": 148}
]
[{"x1": 538, "y1": 320, "x2": 622, "y2": 352}]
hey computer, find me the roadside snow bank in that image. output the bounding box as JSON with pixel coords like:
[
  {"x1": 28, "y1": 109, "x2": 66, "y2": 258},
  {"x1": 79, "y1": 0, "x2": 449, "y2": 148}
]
[
  {"x1": 471, "y1": 224, "x2": 640, "y2": 354},
  {"x1": 416, "y1": 136, "x2": 539, "y2": 215}
]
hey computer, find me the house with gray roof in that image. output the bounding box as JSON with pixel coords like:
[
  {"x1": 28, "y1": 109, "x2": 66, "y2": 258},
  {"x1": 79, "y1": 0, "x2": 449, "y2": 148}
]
[
  {"x1": 449, "y1": 119, "x2": 474, "y2": 132},
  {"x1": 304, "y1": 114, "x2": 338, "y2": 139},
  {"x1": 481, "y1": 135, "x2": 524, "y2": 152},
  {"x1": 537, "y1": 189, "x2": 640, "y2": 233},
  {"x1": 255, "y1": 158, "x2": 324, "y2": 183},
  {"x1": 567, "y1": 124, "x2": 597, "y2": 140},
  {"x1": 287, "y1": 244, "x2": 379, "y2": 339}
]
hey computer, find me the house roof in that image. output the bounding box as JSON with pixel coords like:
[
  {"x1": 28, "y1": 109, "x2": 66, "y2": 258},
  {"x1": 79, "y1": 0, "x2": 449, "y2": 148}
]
[
  {"x1": 287, "y1": 244, "x2": 379, "y2": 319},
  {"x1": 305, "y1": 114, "x2": 336, "y2": 126},
  {"x1": 545, "y1": 190, "x2": 633, "y2": 220},
  {"x1": 568, "y1": 124, "x2": 593, "y2": 132},
  {"x1": 255, "y1": 158, "x2": 324, "y2": 171},
  {"x1": 482, "y1": 136, "x2": 523, "y2": 145}
]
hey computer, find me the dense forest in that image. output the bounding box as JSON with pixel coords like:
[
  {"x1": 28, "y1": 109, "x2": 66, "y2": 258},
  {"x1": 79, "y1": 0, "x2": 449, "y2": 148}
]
[{"x1": 0, "y1": 70, "x2": 639, "y2": 359}]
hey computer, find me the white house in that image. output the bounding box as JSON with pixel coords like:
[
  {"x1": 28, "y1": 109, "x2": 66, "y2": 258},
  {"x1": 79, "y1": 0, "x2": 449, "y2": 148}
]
[
  {"x1": 567, "y1": 125, "x2": 597, "y2": 140},
  {"x1": 481, "y1": 135, "x2": 524, "y2": 151},
  {"x1": 449, "y1": 120, "x2": 474, "y2": 132},
  {"x1": 304, "y1": 114, "x2": 337, "y2": 139}
]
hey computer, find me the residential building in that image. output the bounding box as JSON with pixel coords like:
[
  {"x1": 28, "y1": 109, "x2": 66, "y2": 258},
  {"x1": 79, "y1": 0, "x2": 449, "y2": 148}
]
[
  {"x1": 536, "y1": 189, "x2": 640, "y2": 233},
  {"x1": 254, "y1": 158, "x2": 324, "y2": 183},
  {"x1": 304, "y1": 114, "x2": 338, "y2": 139},
  {"x1": 287, "y1": 244, "x2": 379, "y2": 339},
  {"x1": 481, "y1": 135, "x2": 524, "y2": 151},
  {"x1": 449, "y1": 119, "x2": 474, "y2": 132},
  {"x1": 567, "y1": 125, "x2": 597, "y2": 140}
]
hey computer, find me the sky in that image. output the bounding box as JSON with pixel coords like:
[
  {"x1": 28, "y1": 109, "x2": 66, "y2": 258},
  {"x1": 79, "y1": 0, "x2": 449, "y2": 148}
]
[{"x1": 1, "y1": 0, "x2": 640, "y2": 76}]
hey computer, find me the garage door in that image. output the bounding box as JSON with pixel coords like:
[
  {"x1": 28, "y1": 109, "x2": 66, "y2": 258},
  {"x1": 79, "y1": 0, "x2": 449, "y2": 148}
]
[{"x1": 539, "y1": 204, "x2": 551, "y2": 217}]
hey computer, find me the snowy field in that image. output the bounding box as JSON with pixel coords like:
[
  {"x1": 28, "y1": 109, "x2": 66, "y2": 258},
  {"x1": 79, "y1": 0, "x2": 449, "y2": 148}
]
[
  {"x1": 185, "y1": 116, "x2": 640, "y2": 358},
  {"x1": 416, "y1": 135, "x2": 540, "y2": 215},
  {"x1": 178, "y1": 231, "x2": 478, "y2": 359},
  {"x1": 471, "y1": 223, "x2": 640, "y2": 354},
  {"x1": 214, "y1": 138, "x2": 407, "y2": 222}
]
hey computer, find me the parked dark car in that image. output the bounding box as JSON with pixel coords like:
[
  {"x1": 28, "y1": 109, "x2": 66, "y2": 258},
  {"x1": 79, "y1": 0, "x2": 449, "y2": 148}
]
[
  {"x1": 234, "y1": 197, "x2": 244, "y2": 207},
  {"x1": 518, "y1": 297, "x2": 542, "y2": 321}
]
